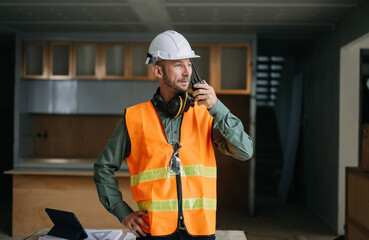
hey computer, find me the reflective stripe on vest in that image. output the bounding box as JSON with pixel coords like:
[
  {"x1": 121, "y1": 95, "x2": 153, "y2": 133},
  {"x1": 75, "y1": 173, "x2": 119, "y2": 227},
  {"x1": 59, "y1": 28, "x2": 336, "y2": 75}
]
[
  {"x1": 130, "y1": 165, "x2": 217, "y2": 187},
  {"x1": 126, "y1": 101, "x2": 216, "y2": 236},
  {"x1": 137, "y1": 198, "x2": 217, "y2": 211}
]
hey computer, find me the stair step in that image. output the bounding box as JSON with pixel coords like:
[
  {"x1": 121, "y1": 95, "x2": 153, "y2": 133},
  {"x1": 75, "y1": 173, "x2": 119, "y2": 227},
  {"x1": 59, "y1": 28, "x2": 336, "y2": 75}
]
[
  {"x1": 256, "y1": 151, "x2": 282, "y2": 156},
  {"x1": 256, "y1": 141, "x2": 281, "y2": 147},
  {"x1": 256, "y1": 144, "x2": 280, "y2": 149},
  {"x1": 255, "y1": 106, "x2": 283, "y2": 195},
  {"x1": 256, "y1": 155, "x2": 282, "y2": 161},
  {"x1": 256, "y1": 131, "x2": 280, "y2": 137},
  {"x1": 255, "y1": 158, "x2": 283, "y2": 166}
]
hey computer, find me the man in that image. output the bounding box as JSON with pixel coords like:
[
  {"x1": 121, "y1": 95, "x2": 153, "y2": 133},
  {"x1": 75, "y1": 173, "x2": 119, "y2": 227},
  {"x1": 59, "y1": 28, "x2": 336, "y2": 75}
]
[{"x1": 94, "y1": 30, "x2": 253, "y2": 239}]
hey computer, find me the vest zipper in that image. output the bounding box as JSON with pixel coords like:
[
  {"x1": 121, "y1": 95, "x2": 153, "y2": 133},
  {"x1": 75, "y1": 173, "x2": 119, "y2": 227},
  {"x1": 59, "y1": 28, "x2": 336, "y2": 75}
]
[
  {"x1": 151, "y1": 101, "x2": 187, "y2": 232},
  {"x1": 177, "y1": 116, "x2": 186, "y2": 231},
  {"x1": 176, "y1": 173, "x2": 185, "y2": 230}
]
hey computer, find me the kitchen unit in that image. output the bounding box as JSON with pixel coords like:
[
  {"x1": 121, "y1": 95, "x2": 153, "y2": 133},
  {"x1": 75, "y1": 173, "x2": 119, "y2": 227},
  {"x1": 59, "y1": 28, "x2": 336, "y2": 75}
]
[{"x1": 8, "y1": 32, "x2": 256, "y2": 238}]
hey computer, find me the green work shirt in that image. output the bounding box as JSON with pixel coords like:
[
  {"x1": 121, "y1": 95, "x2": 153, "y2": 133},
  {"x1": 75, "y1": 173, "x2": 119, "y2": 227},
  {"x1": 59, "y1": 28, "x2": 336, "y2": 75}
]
[{"x1": 94, "y1": 91, "x2": 253, "y2": 222}]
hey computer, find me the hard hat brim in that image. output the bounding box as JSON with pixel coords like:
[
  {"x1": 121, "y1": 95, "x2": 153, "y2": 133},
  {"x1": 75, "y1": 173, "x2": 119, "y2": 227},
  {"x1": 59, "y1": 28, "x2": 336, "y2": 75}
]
[{"x1": 145, "y1": 54, "x2": 200, "y2": 65}]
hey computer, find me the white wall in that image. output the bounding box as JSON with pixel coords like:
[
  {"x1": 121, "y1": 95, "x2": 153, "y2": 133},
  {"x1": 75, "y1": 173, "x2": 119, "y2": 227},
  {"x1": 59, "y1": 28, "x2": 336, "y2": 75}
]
[
  {"x1": 338, "y1": 32, "x2": 369, "y2": 235},
  {"x1": 295, "y1": 1, "x2": 369, "y2": 234}
]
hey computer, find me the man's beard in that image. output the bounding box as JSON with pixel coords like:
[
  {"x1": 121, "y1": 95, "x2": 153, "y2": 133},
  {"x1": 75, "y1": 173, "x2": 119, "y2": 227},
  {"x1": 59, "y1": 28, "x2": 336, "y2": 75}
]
[{"x1": 162, "y1": 68, "x2": 190, "y2": 93}]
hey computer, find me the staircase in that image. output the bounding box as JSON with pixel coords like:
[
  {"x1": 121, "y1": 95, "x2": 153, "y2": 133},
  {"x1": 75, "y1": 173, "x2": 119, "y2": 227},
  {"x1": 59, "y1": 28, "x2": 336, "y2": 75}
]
[{"x1": 255, "y1": 106, "x2": 283, "y2": 195}]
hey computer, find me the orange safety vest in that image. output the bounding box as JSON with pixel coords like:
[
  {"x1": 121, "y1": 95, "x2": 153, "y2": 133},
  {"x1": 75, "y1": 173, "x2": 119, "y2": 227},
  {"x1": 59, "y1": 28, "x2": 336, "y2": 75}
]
[{"x1": 125, "y1": 101, "x2": 217, "y2": 236}]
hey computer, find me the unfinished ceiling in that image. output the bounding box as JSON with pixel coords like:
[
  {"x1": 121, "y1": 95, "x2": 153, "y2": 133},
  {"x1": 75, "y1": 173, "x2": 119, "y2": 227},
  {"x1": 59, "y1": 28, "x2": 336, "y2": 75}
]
[{"x1": 0, "y1": 0, "x2": 366, "y2": 39}]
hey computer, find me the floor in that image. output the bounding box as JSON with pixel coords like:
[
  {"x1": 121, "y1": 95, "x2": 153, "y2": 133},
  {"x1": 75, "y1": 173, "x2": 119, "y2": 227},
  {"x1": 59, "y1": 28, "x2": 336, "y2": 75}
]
[
  {"x1": 216, "y1": 195, "x2": 340, "y2": 240},
  {"x1": 0, "y1": 195, "x2": 340, "y2": 240}
]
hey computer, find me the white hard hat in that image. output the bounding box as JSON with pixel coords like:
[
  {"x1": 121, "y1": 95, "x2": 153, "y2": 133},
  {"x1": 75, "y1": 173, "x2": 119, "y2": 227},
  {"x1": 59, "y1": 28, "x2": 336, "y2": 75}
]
[{"x1": 145, "y1": 30, "x2": 200, "y2": 65}]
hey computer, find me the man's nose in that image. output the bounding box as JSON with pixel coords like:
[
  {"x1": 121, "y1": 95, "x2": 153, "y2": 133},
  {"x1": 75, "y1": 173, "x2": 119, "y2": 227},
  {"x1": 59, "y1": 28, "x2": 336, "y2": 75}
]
[{"x1": 183, "y1": 64, "x2": 191, "y2": 77}]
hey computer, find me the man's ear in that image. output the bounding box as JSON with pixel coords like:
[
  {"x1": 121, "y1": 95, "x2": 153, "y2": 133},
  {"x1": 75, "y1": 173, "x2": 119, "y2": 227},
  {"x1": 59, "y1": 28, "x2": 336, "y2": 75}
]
[{"x1": 153, "y1": 65, "x2": 163, "y2": 79}]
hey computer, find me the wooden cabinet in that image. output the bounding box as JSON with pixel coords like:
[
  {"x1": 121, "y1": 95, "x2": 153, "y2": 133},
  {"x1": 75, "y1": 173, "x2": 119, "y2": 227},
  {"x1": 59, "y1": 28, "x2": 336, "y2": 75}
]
[
  {"x1": 33, "y1": 115, "x2": 121, "y2": 158},
  {"x1": 22, "y1": 41, "x2": 252, "y2": 94},
  {"x1": 103, "y1": 43, "x2": 126, "y2": 78},
  {"x1": 346, "y1": 168, "x2": 369, "y2": 239},
  {"x1": 50, "y1": 42, "x2": 73, "y2": 79},
  {"x1": 192, "y1": 43, "x2": 252, "y2": 95},
  {"x1": 22, "y1": 42, "x2": 154, "y2": 80},
  {"x1": 75, "y1": 43, "x2": 99, "y2": 78},
  {"x1": 219, "y1": 44, "x2": 251, "y2": 94},
  {"x1": 192, "y1": 44, "x2": 211, "y2": 87},
  {"x1": 7, "y1": 170, "x2": 134, "y2": 238},
  {"x1": 101, "y1": 43, "x2": 153, "y2": 80},
  {"x1": 22, "y1": 42, "x2": 48, "y2": 78},
  {"x1": 130, "y1": 43, "x2": 154, "y2": 79}
]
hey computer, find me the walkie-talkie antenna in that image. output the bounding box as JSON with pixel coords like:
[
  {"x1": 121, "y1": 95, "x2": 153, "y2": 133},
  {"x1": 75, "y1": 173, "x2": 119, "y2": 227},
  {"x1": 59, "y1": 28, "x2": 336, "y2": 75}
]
[
  {"x1": 190, "y1": 59, "x2": 201, "y2": 84},
  {"x1": 190, "y1": 59, "x2": 202, "y2": 91}
]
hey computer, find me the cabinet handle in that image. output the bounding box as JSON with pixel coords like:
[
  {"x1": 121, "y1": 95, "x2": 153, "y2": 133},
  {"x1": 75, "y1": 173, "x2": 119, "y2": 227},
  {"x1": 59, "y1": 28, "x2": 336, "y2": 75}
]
[{"x1": 36, "y1": 130, "x2": 48, "y2": 138}]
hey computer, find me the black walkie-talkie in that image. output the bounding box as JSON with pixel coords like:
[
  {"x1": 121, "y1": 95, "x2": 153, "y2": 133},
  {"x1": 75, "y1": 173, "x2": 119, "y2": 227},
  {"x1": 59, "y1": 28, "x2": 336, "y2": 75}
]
[{"x1": 190, "y1": 59, "x2": 202, "y2": 91}]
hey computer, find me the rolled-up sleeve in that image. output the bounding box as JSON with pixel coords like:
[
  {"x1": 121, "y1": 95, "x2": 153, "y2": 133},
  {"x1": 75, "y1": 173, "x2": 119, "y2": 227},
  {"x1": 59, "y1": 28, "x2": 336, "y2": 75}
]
[{"x1": 210, "y1": 100, "x2": 254, "y2": 160}]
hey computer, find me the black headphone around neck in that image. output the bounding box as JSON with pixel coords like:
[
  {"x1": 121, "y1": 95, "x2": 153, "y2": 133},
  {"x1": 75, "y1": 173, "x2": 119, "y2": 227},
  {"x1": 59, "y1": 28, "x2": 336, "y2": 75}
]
[
  {"x1": 155, "y1": 89, "x2": 195, "y2": 118},
  {"x1": 166, "y1": 92, "x2": 195, "y2": 118}
]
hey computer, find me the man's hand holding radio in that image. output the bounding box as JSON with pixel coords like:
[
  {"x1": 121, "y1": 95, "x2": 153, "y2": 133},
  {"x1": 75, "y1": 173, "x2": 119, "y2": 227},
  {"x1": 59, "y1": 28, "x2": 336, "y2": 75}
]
[{"x1": 193, "y1": 80, "x2": 218, "y2": 110}]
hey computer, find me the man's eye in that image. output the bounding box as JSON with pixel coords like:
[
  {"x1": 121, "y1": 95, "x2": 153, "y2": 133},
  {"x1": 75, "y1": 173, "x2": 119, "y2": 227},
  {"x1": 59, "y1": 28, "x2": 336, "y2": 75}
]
[{"x1": 175, "y1": 64, "x2": 181, "y2": 67}]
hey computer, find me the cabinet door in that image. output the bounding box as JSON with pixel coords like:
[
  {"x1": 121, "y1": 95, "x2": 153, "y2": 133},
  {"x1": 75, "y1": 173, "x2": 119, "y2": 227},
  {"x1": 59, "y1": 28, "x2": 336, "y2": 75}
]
[
  {"x1": 191, "y1": 44, "x2": 211, "y2": 85},
  {"x1": 23, "y1": 42, "x2": 48, "y2": 79},
  {"x1": 50, "y1": 42, "x2": 72, "y2": 79},
  {"x1": 75, "y1": 43, "x2": 98, "y2": 78},
  {"x1": 192, "y1": 43, "x2": 252, "y2": 95},
  {"x1": 104, "y1": 43, "x2": 126, "y2": 79},
  {"x1": 130, "y1": 43, "x2": 152, "y2": 79},
  {"x1": 219, "y1": 44, "x2": 251, "y2": 94}
]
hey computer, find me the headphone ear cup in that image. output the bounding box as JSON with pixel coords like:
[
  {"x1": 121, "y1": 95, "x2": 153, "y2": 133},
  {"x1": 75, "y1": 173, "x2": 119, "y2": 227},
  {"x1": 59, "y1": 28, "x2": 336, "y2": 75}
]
[
  {"x1": 187, "y1": 93, "x2": 195, "y2": 108},
  {"x1": 182, "y1": 93, "x2": 194, "y2": 112},
  {"x1": 166, "y1": 93, "x2": 194, "y2": 118},
  {"x1": 167, "y1": 97, "x2": 182, "y2": 117},
  {"x1": 157, "y1": 99, "x2": 168, "y2": 112}
]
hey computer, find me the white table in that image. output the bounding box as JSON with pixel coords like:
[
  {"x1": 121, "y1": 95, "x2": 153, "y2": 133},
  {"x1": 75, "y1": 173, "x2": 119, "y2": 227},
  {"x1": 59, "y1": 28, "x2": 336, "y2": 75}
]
[{"x1": 24, "y1": 228, "x2": 247, "y2": 240}]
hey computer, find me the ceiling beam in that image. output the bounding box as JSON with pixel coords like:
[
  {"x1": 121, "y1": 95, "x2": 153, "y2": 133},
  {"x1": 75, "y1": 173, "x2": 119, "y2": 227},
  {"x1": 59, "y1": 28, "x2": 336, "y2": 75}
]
[
  {"x1": 174, "y1": 21, "x2": 334, "y2": 27},
  {"x1": 165, "y1": 2, "x2": 358, "y2": 8},
  {"x1": 0, "y1": 21, "x2": 142, "y2": 25},
  {"x1": 0, "y1": 3, "x2": 131, "y2": 7},
  {"x1": 0, "y1": 2, "x2": 358, "y2": 8},
  {"x1": 0, "y1": 20, "x2": 333, "y2": 27},
  {"x1": 0, "y1": 23, "x2": 17, "y2": 32}
]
